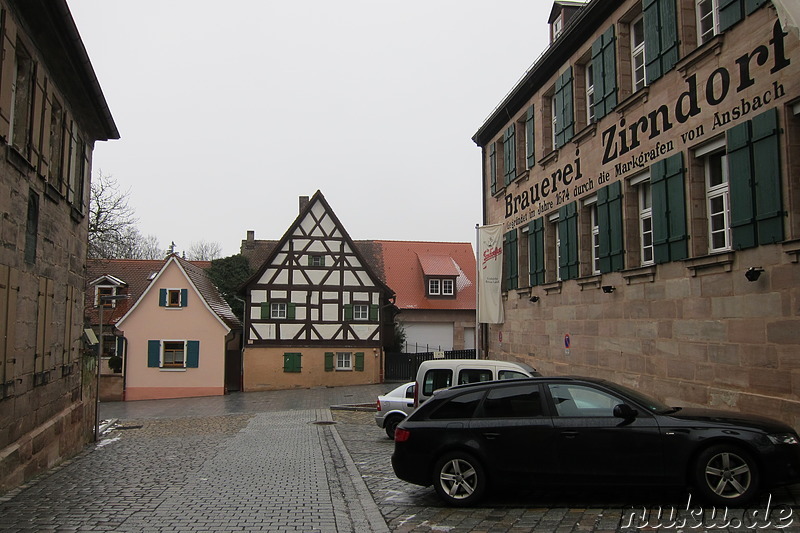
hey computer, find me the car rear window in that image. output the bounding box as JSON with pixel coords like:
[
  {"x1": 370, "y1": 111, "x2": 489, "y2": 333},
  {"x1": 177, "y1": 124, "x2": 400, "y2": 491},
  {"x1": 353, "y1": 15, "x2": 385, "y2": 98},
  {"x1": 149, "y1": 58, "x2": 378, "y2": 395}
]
[
  {"x1": 457, "y1": 368, "x2": 493, "y2": 385},
  {"x1": 423, "y1": 369, "x2": 453, "y2": 396},
  {"x1": 498, "y1": 370, "x2": 528, "y2": 380},
  {"x1": 428, "y1": 390, "x2": 484, "y2": 420}
]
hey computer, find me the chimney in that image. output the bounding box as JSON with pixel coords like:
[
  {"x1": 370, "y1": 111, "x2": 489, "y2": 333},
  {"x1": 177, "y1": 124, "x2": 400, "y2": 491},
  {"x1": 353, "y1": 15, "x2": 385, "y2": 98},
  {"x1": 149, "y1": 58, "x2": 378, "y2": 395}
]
[
  {"x1": 244, "y1": 230, "x2": 255, "y2": 250},
  {"x1": 299, "y1": 196, "x2": 310, "y2": 213}
]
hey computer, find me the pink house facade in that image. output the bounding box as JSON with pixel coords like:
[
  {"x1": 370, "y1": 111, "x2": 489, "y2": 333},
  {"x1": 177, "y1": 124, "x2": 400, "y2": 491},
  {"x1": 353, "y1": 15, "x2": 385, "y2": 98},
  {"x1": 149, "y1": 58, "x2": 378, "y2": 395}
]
[{"x1": 114, "y1": 255, "x2": 241, "y2": 400}]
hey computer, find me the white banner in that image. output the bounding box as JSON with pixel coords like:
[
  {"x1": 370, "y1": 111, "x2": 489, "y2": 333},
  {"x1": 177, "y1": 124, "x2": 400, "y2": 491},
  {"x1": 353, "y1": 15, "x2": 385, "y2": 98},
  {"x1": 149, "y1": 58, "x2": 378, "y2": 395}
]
[{"x1": 477, "y1": 224, "x2": 504, "y2": 324}]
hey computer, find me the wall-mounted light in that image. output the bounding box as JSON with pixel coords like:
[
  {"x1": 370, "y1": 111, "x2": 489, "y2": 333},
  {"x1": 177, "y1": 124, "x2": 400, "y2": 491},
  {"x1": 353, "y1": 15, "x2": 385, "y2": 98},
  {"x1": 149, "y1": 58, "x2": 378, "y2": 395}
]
[
  {"x1": 745, "y1": 267, "x2": 764, "y2": 282},
  {"x1": 601, "y1": 285, "x2": 615, "y2": 294},
  {"x1": 529, "y1": 296, "x2": 540, "y2": 303}
]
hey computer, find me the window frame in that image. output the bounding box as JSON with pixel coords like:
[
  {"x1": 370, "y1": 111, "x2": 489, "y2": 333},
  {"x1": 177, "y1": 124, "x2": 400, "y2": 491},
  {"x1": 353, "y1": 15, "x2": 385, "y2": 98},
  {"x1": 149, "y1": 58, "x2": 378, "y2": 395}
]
[
  {"x1": 701, "y1": 146, "x2": 731, "y2": 253},
  {"x1": 166, "y1": 289, "x2": 182, "y2": 308},
  {"x1": 633, "y1": 175, "x2": 655, "y2": 266},
  {"x1": 271, "y1": 302, "x2": 287, "y2": 319},
  {"x1": 353, "y1": 304, "x2": 369, "y2": 321},
  {"x1": 441, "y1": 278, "x2": 454, "y2": 296},
  {"x1": 591, "y1": 204, "x2": 601, "y2": 275},
  {"x1": 697, "y1": 0, "x2": 719, "y2": 44},
  {"x1": 96, "y1": 286, "x2": 117, "y2": 308},
  {"x1": 631, "y1": 15, "x2": 646, "y2": 91},
  {"x1": 336, "y1": 352, "x2": 353, "y2": 371},
  {"x1": 162, "y1": 340, "x2": 187, "y2": 368},
  {"x1": 585, "y1": 62, "x2": 595, "y2": 124},
  {"x1": 428, "y1": 278, "x2": 440, "y2": 296}
]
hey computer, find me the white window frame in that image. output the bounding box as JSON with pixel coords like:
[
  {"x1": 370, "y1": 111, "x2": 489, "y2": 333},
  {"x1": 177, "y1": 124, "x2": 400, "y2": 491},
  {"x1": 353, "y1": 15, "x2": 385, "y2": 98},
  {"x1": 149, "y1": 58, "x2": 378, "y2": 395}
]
[
  {"x1": 631, "y1": 15, "x2": 646, "y2": 91},
  {"x1": 166, "y1": 288, "x2": 182, "y2": 308},
  {"x1": 442, "y1": 279, "x2": 454, "y2": 296},
  {"x1": 271, "y1": 302, "x2": 287, "y2": 319},
  {"x1": 695, "y1": 138, "x2": 731, "y2": 253},
  {"x1": 162, "y1": 340, "x2": 187, "y2": 369},
  {"x1": 551, "y1": 96, "x2": 558, "y2": 150},
  {"x1": 591, "y1": 205, "x2": 601, "y2": 274},
  {"x1": 639, "y1": 182, "x2": 654, "y2": 265},
  {"x1": 353, "y1": 304, "x2": 369, "y2": 321},
  {"x1": 586, "y1": 62, "x2": 595, "y2": 124},
  {"x1": 549, "y1": 212, "x2": 561, "y2": 281},
  {"x1": 96, "y1": 286, "x2": 117, "y2": 308},
  {"x1": 553, "y1": 16, "x2": 563, "y2": 40},
  {"x1": 336, "y1": 352, "x2": 352, "y2": 371},
  {"x1": 428, "y1": 279, "x2": 441, "y2": 295},
  {"x1": 696, "y1": 0, "x2": 719, "y2": 44}
]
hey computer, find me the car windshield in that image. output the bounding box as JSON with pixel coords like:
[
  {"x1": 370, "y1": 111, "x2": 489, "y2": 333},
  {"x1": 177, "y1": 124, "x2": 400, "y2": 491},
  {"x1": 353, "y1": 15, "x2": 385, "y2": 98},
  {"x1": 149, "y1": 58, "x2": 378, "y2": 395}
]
[{"x1": 603, "y1": 381, "x2": 672, "y2": 413}]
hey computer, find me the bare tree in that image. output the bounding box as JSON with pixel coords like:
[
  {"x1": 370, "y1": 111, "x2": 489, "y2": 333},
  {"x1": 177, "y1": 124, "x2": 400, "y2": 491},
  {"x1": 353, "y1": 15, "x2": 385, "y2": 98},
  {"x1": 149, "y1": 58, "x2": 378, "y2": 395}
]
[
  {"x1": 88, "y1": 172, "x2": 138, "y2": 258},
  {"x1": 115, "y1": 228, "x2": 162, "y2": 260},
  {"x1": 186, "y1": 240, "x2": 223, "y2": 261}
]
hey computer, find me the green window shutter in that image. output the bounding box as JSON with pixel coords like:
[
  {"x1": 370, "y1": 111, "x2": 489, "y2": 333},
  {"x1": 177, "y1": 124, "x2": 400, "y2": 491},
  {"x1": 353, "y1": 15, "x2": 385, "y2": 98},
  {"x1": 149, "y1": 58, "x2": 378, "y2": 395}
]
[
  {"x1": 369, "y1": 304, "x2": 379, "y2": 321},
  {"x1": 355, "y1": 352, "x2": 365, "y2": 372},
  {"x1": 115, "y1": 336, "x2": 125, "y2": 356},
  {"x1": 158, "y1": 289, "x2": 167, "y2": 307},
  {"x1": 528, "y1": 218, "x2": 545, "y2": 286},
  {"x1": 284, "y1": 352, "x2": 301, "y2": 373},
  {"x1": 751, "y1": 108, "x2": 783, "y2": 245},
  {"x1": 745, "y1": 0, "x2": 766, "y2": 14},
  {"x1": 343, "y1": 304, "x2": 353, "y2": 321},
  {"x1": 558, "y1": 203, "x2": 579, "y2": 281},
  {"x1": 186, "y1": 341, "x2": 199, "y2": 368},
  {"x1": 644, "y1": 0, "x2": 679, "y2": 84},
  {"x1": 147, "y1": 340, "x2": 160, "y2": 367},
  {"x1": 597, "y1": 181, "x2": 624, "y2": 273},
  {"x1": 525, "y1": 106, "x2": 535, "y2": 168},
  {"x1": 651, "y1": 153, "x2": 688, "y2": 264},
  {"x1": 325, "y1": 352, "x2": 334, "y2": 371},
  {"x1": 719, "y1": 0, "x2": 743, "y2": 32},
  {"x1": 554, "y1": 67, "x2": 574, "y2": 148},
  {"x1": 287, "y1": 303, "x2": 296, "y2": 320},
  {"x1": 728, "y1": 119, "x2": 756, "y2": 249},
  {"x1": 260, "y1": 301, "x2": 270, "y2": 319},
  {"x1": 503, "y1": 125, "x2": 516, "y2": 186},
  {"x1": 503, "y1": 230, "x2": 518, "y2": 290},
  {"x1": 489, "y1": 144, "x2": 497, "y2": 195},
  {"x1": 180, "y1": 288, "x2": 188, "y2": 307},
  {"x1": 591, "y1": 25, "x2": 617, "y2": 120}
]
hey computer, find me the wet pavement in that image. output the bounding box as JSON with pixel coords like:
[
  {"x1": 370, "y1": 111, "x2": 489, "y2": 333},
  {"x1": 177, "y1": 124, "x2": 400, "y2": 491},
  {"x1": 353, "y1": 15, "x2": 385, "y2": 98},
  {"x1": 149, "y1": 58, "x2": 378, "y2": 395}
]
[{"x1": 0, "y1": 384, "x2": 798, "y2": 532}]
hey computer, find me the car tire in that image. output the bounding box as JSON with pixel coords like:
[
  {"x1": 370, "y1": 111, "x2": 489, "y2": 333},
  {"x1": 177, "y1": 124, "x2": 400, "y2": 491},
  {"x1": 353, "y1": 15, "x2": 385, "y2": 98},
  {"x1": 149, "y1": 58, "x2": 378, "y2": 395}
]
[
  {"x1": 432, "y1": 452, "x2": 487, "y2": 507},
  {"x1": 384, "y1": 415, "x2": 404, "y2": 440},
  {"x1": 693, "y1": 444, "x2": 760, "y2": 506}
]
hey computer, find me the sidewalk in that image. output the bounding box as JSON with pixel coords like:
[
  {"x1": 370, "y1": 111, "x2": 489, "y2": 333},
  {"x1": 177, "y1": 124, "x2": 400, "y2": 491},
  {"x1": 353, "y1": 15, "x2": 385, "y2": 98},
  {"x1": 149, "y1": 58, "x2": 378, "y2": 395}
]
[{"x1": 0, "y1": 385, "x2": 392, "y2": 532}]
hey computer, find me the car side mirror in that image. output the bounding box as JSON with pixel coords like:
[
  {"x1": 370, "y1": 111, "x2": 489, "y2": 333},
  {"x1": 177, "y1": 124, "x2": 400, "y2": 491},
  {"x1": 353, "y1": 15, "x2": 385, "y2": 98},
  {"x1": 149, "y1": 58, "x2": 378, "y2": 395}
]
[{"x1": 613, "y1": 403, "x2": 637, "y2": 420}]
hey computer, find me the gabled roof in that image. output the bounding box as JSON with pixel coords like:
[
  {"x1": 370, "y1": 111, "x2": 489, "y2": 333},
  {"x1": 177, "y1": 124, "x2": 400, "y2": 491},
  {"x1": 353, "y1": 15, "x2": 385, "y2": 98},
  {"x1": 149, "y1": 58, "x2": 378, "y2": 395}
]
[
  {"x1": 242, "y1": 191, "x2": 394, "y2": 298},
  {"x1": 374, "y1": 241, "x2": 476, "y2": 311},
  {"x1": 85, "y1": 256, "x2": 241, "y2": 330}
]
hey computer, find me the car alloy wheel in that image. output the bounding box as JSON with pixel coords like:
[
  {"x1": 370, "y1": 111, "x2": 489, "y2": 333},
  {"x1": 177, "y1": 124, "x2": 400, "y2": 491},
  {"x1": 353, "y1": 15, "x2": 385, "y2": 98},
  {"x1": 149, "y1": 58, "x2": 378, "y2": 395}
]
[
  {"x1": 694, "y1": 445, "x2": 759, "y2": 506},
  {"x1": 433, "y1": 452, "x2": 486, "y2": 507}
]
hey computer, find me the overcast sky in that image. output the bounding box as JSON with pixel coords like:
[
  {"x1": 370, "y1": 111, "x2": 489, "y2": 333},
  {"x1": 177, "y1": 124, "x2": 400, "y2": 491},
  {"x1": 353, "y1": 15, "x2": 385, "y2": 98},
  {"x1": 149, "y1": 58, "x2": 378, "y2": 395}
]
[{"x1": 66, "y1": 1, "x2": 554, "y2": 257}]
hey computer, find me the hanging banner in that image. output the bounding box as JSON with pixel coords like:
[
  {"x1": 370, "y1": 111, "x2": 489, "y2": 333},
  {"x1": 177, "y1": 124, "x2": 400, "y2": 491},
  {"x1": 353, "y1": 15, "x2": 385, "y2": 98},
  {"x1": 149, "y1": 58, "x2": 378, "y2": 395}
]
[{"x1": 477, "y1": 223, "x2": 504, "y2": 324}]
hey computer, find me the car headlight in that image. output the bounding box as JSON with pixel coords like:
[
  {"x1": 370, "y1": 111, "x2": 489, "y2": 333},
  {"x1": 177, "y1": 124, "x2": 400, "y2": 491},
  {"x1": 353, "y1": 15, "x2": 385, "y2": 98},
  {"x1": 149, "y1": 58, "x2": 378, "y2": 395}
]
[{"x1": 768, "y1": 433, "x2": 799, "y2": 445}]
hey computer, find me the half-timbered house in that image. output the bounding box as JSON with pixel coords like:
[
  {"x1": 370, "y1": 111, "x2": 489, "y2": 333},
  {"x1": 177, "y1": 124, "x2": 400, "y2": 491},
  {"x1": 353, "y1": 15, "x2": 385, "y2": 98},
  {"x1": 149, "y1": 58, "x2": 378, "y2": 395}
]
[{"x1": 242, "y1": 191, "x2": 395, "y2": 390}]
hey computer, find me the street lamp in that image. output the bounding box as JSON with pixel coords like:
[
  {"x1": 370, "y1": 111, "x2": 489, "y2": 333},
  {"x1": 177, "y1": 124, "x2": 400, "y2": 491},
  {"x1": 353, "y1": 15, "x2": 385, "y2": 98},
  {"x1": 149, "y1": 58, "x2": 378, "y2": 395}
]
[{"x1": 96, "y1": 294, "x2": 128, "y2": 441}]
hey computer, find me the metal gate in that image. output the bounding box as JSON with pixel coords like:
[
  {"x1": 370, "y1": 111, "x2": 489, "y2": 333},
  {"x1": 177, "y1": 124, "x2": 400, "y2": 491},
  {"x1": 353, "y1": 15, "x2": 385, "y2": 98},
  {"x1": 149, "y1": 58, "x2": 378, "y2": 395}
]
[{"x1": 384, "y1": 349, "x2": 476, "y2": 381}]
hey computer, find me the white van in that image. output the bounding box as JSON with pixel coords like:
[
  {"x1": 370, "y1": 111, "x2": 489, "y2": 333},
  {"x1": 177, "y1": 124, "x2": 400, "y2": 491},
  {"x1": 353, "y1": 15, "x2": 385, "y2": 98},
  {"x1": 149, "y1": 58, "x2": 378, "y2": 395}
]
[{"x1": 414, "y1": 359, "x2": 540, "y2": 406}]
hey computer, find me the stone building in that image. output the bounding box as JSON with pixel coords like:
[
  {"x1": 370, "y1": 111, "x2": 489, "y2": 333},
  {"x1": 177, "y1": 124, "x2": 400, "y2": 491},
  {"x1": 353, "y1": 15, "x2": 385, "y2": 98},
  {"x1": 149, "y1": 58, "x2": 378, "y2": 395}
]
[
  {"x1": 473, "y1": 0, "x2": 799, "y2": 427},
  {"x1": 0, "y1": 1, "x2": 118, "y2": 492}
]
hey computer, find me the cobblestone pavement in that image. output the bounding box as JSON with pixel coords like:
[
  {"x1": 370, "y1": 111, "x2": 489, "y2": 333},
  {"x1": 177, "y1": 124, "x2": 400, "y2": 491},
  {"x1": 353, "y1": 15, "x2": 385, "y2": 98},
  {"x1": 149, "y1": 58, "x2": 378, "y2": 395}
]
[{"x1": 333, "y1": 410, "x2": 800, "y2": 533}]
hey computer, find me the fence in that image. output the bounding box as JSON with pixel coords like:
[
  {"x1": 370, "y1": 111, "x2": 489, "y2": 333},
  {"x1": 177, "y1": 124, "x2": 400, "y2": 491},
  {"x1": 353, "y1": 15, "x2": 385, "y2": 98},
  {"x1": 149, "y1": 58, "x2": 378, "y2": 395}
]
[{"x1": 384, "y1": 349, "x2": 477, "y2": 381}]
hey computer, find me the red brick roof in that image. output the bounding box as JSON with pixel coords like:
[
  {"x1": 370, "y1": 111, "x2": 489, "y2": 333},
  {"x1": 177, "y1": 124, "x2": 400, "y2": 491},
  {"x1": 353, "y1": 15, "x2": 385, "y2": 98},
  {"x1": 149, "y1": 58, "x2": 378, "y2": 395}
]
[{"x1": 373, "y1": 241, "x2": 476, "y2": 311}]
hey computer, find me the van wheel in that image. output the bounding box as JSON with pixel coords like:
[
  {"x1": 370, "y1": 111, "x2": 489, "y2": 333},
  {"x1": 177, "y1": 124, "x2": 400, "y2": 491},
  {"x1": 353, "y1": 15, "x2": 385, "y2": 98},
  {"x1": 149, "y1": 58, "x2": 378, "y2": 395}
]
[
  {"x1": 384, "y1": 415, "x2": 404, "y2": 440},
  {"x1": 433, "y1": 452, "x2": 486, "y2": 507}
]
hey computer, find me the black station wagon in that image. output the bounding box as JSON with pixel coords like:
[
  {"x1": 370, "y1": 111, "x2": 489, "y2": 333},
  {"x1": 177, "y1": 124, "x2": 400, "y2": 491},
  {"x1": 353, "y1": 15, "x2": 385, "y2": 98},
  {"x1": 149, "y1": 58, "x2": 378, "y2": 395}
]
[{"x1": 391, "y1": 377, "x2": 800, "y2": 506}]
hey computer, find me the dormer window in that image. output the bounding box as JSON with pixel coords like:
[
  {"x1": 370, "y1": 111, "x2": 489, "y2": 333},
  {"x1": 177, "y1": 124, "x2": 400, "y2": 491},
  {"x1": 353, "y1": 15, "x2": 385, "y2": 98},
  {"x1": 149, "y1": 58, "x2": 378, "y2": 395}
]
[
  {"x1": 427, "y1": 277, "x2": 456, "y2": 297},
  {"x1": 96, "y1": 286, "x2": 117, "y2": 308},
  {"x1": 552, "y1": 16, "x2": 563, "y2": 40}
]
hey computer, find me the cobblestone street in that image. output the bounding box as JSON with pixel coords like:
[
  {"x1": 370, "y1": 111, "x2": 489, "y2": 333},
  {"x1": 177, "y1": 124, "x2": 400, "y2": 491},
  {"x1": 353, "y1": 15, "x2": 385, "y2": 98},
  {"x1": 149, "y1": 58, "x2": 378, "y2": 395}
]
[{"x1": 0, "y1": 386, "x2": 798, "y2": 532}]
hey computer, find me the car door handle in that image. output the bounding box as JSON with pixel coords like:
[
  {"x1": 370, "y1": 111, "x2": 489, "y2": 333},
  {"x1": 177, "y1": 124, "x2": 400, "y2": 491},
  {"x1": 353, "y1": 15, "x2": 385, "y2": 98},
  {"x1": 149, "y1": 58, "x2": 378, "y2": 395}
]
[
  {"x1": 561, "y1": 430, "x2": 579, "y2": 439},
  {"x1": 482, "y1": 432, "x2": 501, "y2": 440}
]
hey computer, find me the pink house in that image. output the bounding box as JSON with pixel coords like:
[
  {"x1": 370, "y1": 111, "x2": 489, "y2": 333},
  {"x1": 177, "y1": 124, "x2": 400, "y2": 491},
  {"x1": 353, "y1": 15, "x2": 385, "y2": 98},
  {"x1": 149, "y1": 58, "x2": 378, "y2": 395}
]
[{"x1": 95, "y1": 255, "x2": 241, "y2": 400}]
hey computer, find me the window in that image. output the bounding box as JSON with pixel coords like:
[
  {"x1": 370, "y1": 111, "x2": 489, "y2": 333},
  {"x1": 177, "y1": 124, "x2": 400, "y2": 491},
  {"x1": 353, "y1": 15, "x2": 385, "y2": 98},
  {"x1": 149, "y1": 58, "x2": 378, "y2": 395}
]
[
  {"x1": 147, "y1": 340, "x2": 199, "y2": 369},
  {"x1": 697, "y1": 143, "x2": 731, "y2": 252},
  {"x1": 271, "y1": 302, "x2": 287, "y2": 319},
  {"x1": 596, "y1": 181, "x2": 625, "y2": 273},
  {"x1": 489, "y1": 144, "x2": 497, "y2": 195},
  {"x1": 557, "y1": 203, "x2": 579, "y2": 281},
  {"x1": 651, "y1": 152, "x2": 689, "y2": 263},
  {"x1": 442, "y1": 279, "x2": 454, "y2": 296},
  {"x1": 553, "y1": 216, "x2": 562, "y2": 281},
  {"x1": 25, "y1": 190, "x2": 38, "y2": 264},
  {"x1": 638, "y1": 181, "x2": 654, "y2": 265},
  {"x1": 503, "y1": 125, "x2": 516, "y2": 186},
  {"x1": 423, "y1": 369, "x2": 452, "y2": 396},
  {"x1": 591, "y1": 205, "x2": 601, "y2": 274},
  {"x1": 429, "y1": 391, "x2": 484, "y2": 420},
  {"x1": 336, "y1": 352, "x2": 352, "y2": 371},
  {"x1": 553, "y1": 67, "x2": 574, "y2": 149},
  {"x1": 96, "y1": 286, "x2": 117, "y2": 308},
  {"x1": 585, "y1": 63, "x2": 595, "y2": 124},
  {"x1": 697, "y1": 0, "x2": 718, "y2": 43},
  {"x1": 504, "y1": 229, "x2": 518, "y2": 290},
  {"x1": 643, "y1": 0, "x2": 679, "y2": 83},
  {"x1": 49, "y1": 99, "x2": 65, "y2": 188},
  {"x1": 528, "y1": 218, "x2": 545, "y2": 286},
  {"x1": 159, "y1": 288, "x2": 187, "y2": 308},
  {"x1": 548, "y1": 384, "x2": 624, "y2": 417},
  {"x1": 310, "y1": 255, "x2": 325, "y2": 266},
  {"x1": 631, "y1": 15, "x2": 646, "y2": 91},
  {"x1": 353, "y1": 304, "x2": 369, "y2": 320},
  {"x1": 478, "y1": 385, "x2": 544, "y2": 418},
  {"x1": 551, "y1": 96, "x2": 558, "y2": 149},
  {"x1": 457, "y1": 369, "x2": 493, "y2": 385},
  {"x1": 524, "y1": 105, "x2": 535, "y2": 168},
  {"x1": 283, "y1": 352, "x2": 301, "y2": 373},
  {"x1": 428, "y1": 279, "x2": 440, "y2": 295},
  {"x1": 163, "y1": 341, "x2": 185, "y2": 367},
  {"x1": 552, "y1": 16, "x2": 563, "y2": 41},
  {"x1": 167, "y1": 290, "x2": 181, "y2": 307}
]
